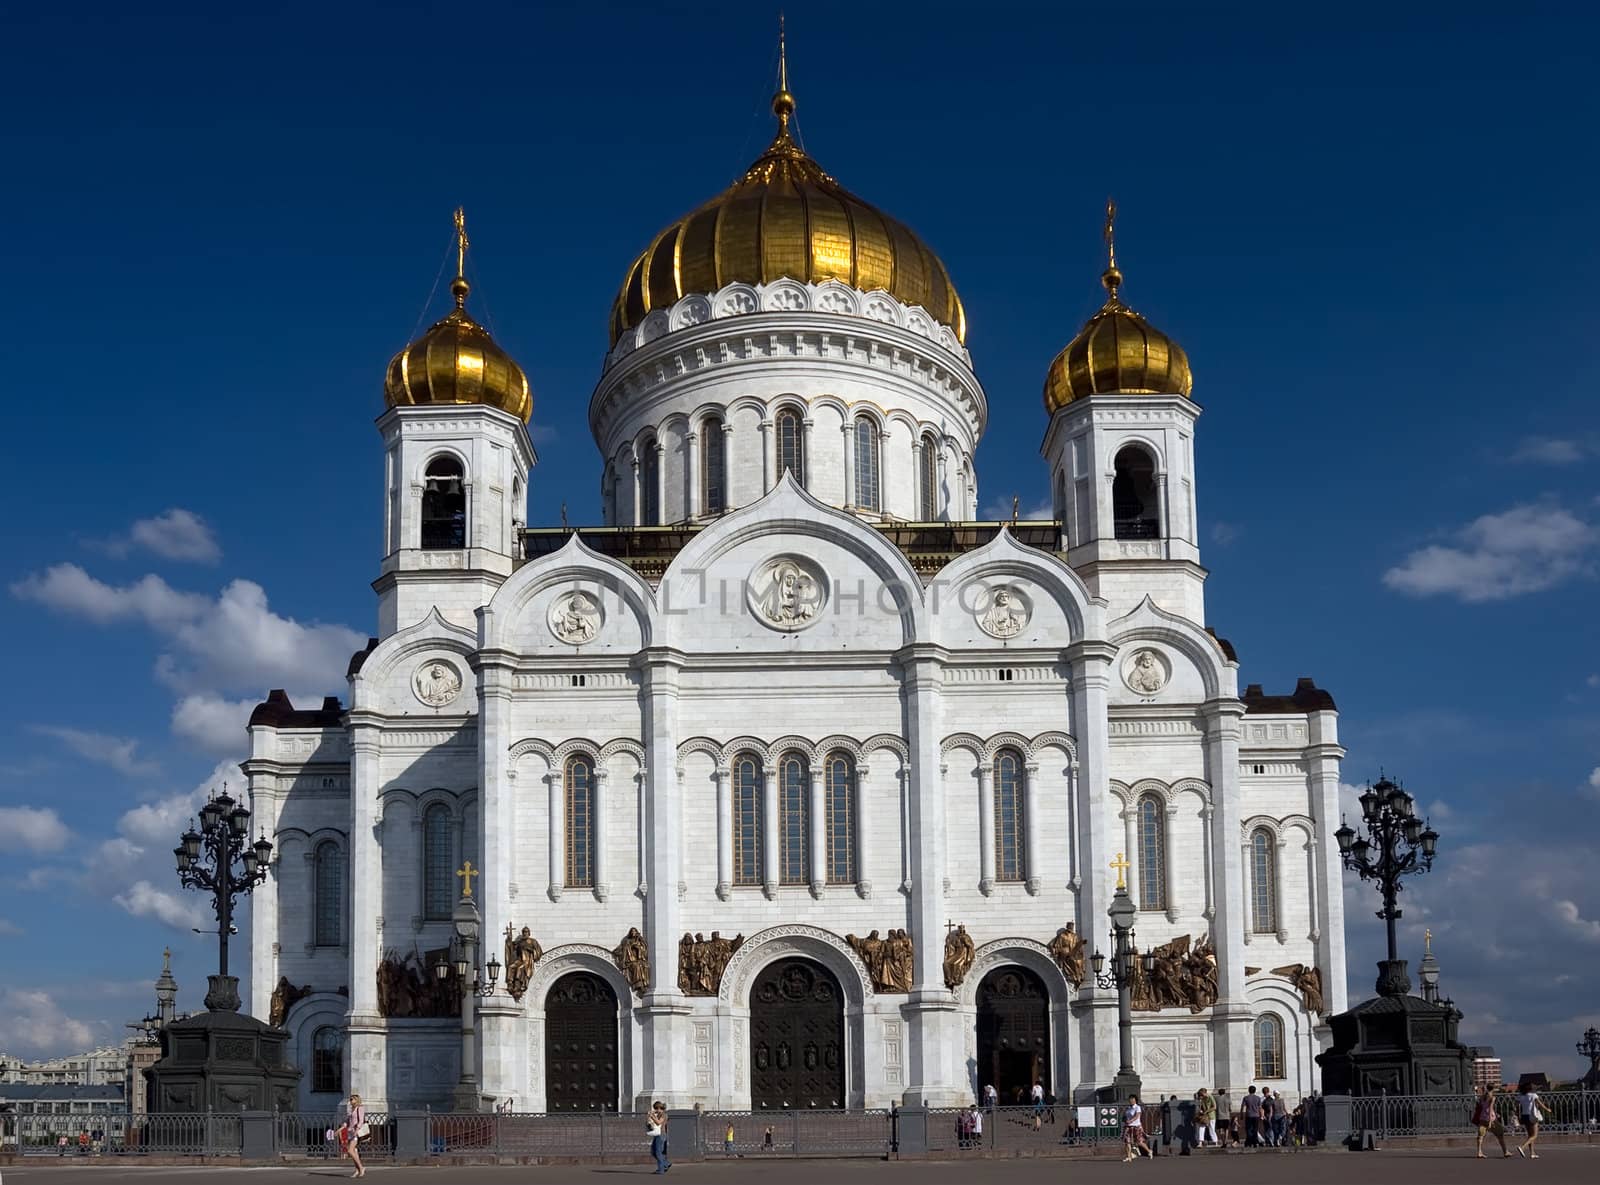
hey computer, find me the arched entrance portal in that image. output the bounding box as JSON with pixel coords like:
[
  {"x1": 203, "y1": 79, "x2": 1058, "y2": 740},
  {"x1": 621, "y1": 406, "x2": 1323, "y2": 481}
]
[
  {"x1": 749, "y1": 958, "x2": 845, "y2": 1109},
  {"x1": 976, "y1": 965, "x2": 1050, "y2": 1104},
  {"x1": 544, "y1": 972, "x2": 619, "y2": 1111}
]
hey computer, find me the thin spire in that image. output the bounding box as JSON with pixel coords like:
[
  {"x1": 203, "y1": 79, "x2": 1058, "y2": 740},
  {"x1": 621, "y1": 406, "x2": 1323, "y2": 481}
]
[
  {"x1": 771, "y1": 12, "x2": 795, "y2": 135},
  {"x1": 1101, "y1": 196, "x2": 1123, "y2": 300},
  {"x1": 451, "y1": 206, "x2": 471, "y2": 308}
]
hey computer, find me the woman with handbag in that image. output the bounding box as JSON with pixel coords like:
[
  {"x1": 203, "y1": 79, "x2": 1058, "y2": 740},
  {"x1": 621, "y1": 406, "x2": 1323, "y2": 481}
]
[{"x1": 344, "y1": 1092, "x2": 368, "y2": 1178}]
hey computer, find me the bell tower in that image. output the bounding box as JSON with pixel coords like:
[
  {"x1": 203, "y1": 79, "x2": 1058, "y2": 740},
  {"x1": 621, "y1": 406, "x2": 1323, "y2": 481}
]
[{"x1": 373, "y1": 210, "x2": 536, "y2": 636}]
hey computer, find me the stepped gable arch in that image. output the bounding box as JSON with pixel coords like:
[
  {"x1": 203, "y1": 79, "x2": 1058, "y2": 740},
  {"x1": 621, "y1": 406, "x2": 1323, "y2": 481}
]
[
  {"x1": 482, "y1": 531, "x2": 657, "y2": 655},
  {"x1": 1107, "y1": 595, "x2": 1239, "y2": 703},
  {"x1": 348, "y1": 606, "x2": 478, "y2": 716},
  {"x1": 930, "y1": 526, "x2": 1102, "y2": 649}
]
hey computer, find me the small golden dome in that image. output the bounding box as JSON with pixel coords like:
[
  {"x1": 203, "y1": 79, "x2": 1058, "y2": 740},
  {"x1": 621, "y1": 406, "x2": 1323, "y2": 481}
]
[
  {"x1": 1042, "y1": 265, "x2": 1193, "y2": 413},
  {"x1": 384, "y1": 211, "x2": 532, "y2": 423},
  {"x1": 609, "y1": 85, "x2": 965, "y2": 347}
]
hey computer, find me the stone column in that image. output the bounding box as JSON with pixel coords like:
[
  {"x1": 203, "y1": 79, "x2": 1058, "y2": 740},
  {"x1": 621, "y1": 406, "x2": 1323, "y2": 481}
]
[
  {"x1": 1201, "y1": 698, "x2": 1253, "y2": 1091},
  {"x1": 759, "y1": 419, "x2": 774, "y2": 494},
  {"x1": 1274, "y1": 834, "x2": 1289, "y2": 942},
  {"x1": 898, "y1": 644, "x2": 963, "y2": 1106},
  {"x1": 1306, "y1": 710, "x2": 1348, "y2": 1017},
  {"x1": 761, "y1": 763, "x2": 779, "y2": 899},
  {"x1": 720, "y1": 422, "x2": 735, "y2": 511},
  {"x1": 976, "y1": 763, "x2": 995, "y2": 895},
  {"x1": 636, "y1": 647, "x2": 691, "y2": 1108},
  {"x1": 476, "y1": 655, "x2": 520, "y2": 1106},
  {"x1": 1120, "y1": 805, "x2": 1137, "y2": 897},
  {"x1": 841, "y1": 422, "x2": 855, "y2": 506},
  {"x1": 346, "y1": 717, "x2": 387, "y2": 1109},
  {"x1": 1164, "y1": 801, "x2": 1180, "y2": 924},
  {"x1": 714, "y1": 766, "x2": 732, "y2": 900},
  {"x1": 878, "y1": 428, "x2": 892, "y2": 517},
  {"x1": 593, "y1": 767, "x2": 610, "y2": 902},
  {"x1": 685, "y1": 430, "x2": 701, "y2": 520},
  {"x1": 653, "y1": 442, "x2": 666, "y2": 525},
  {"x1": 808, "y1": 765, "x2": 826, "y2": 897},
  {"x1": 630, "y1": 458, "x2": 641, "y2": 526},
  {"x1": 242, "y1": 744, "x2": 279, "y2": 1021},
  {"x1": 855, "y1": 762, "x2": 872, "y2": 898},
  {"x1": 1066, "y1": 640, "x2": 1118, "y2": 1096},
  {"x1": 1023, "y1": 762, "x2": 1042, "y2": 896},
  {"x1": 546, "y1": 771, "x2": 563, "y2": 902},
  {"x1": 801, "y1": 417, "x2": 815, "y2": 489}
]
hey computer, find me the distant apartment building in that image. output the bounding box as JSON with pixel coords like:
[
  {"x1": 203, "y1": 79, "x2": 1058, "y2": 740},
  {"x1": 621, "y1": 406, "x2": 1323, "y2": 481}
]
[
  {"x1": 1472, "y1": 1050, "x2": 1503, "y2": 1087},
  {"x1": 0, "y1": 1047, "x2": 127, "y2": 1088}
]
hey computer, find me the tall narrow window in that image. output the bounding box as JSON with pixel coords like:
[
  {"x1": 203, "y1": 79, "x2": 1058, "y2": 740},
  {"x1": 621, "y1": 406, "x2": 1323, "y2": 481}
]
[
  {"x1": 778, "y1": 753, "x2": 809, "y2": 885},
  {"x1": 702, "y1": 416, "x2": 726, "y2": 515},
  {"x1": 1250, "y1": 827, "x2": 1278, "y2": 934},
  {"x1": 421, "y1": 456, "x2": 466, "y2": 549},
  {"x1": 1254, "y1": 1014, "x2": 1285, "y2": 1079},
  {"x1": 423, "y1": 803, "x2": 453, "y2": 920},
  {"x1": 919, "y1": 432, "x2": 940, "y2": 521},
  {"x1": 824, "y1": 753, "x2": 856, "y2": 884},
  {"x1": 1112, "y1": 446, "x2": 1161, "y2": 539},
  {"x1": 776, "y1": 408, "x2": 804, "y2": 484},
  {"x1": 313, "y1": 840, "x2": 344, "y2": 947},
  {"x1": 993, "y1": 749, "x2": 1024, "y2": 882},
  {"x1": 1137, "y1": 794, "x2": 1166, "y2": 911},
  {"x1": 732, "y1": 754, "x2": 763, "y2": 886},
  {"x1": 1054, "y1": 470, "x2": 1067, "y2": 523},
  {"x1": 312, "y1": 1027, "x2": 344, "y2": 1094},
  {"x1": 565, "y1": 754, "x2": 596, "y2": 888},
  {"x1": 854, "y1": 417, "x2": 880, "y2": 511},
  {"x1": 639, "y1": 439, "x2": 660, "y2": 525}
]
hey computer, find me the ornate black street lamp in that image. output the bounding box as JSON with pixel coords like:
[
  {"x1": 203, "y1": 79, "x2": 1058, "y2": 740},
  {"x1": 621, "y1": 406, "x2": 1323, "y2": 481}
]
[
  {"x1": 1334, "y1": 775, "x2": 1438, "y2": 997},
  {"x1": 1090, "y1": 854, "x2": 1156, "y2": 1101},
  {"x1": 173, "y1": 783, "x2": 273, "y2": 1012},
  {"x1": 432, "y1": 861, "x2": 501, "y2": 1112},
  {"x1": 1578, "y1": 1026, "x2": 1600, "y2": 1090}
]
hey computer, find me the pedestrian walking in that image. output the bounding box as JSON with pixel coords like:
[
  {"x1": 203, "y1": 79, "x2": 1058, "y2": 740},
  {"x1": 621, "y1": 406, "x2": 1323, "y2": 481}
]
[
  {"x1": 970, "y1": 1104, "x2": 983, "y2": 1146},
  {"x1": 1045, "y1": 1088, "x2": 1057, "y2": 1124},
  {"x1": 1031, "y1": 1081, "x2": 1046, "y2": 1130},
  {"x1": 1515, "y1": 1083, "x2": 1549, "y2": 1159},
  {"x1": 762, "y1": 1124, "x2": 775, "y2": 1152},
  {"x1": 1472, "y1": 1085, "x2": 1510, "y2": 1159},
  {"x1": 1260, "y1": 1089, "x2": 1276, "y2": 1146},
  {"x1": 1122, "y1": 1094, "x2": 1152, "y2": 1162},
  {"x1": 983, "y1": 1083, "x2": 998, "y2": 1111},
  {"x1": 343, "y1": 1092, "x2": 367, "y2": 1179},
  {"x1": 1241, "y1": 1085, "x2": 1263, "y2": 1147},
  {"x1": 1195, "y1": 1087, "x2": 1218, "y2": 1147},
  {"x1": 647, "y1": 1102, "x2": 671, "y2": 1173},
  {"x1": 724, "y1": 1121, "x2": 736, "y2": 1156}
]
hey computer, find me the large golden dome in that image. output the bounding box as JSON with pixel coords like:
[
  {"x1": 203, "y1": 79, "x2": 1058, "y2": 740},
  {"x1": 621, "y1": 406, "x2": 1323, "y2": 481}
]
[
  {"x1": 609, "y1": 84, "x2": 965, "y2": 347},
  {"x1": 1042, "y1": 263, "x2": 1193, "y2": 413},
  {"x1": 385, "y1": 213, "x2": 532, "y2": 423}
]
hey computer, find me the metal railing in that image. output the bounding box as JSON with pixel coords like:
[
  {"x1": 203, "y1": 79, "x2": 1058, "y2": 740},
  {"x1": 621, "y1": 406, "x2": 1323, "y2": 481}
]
[
  {"x1": 699, "y1": 1109, "x2": 893, "y2": 1158},
  {"x1": 924, "y1": 1104, "x2": 1111, "y2": 1154},
  {"x1": 274, "y1": 1111, "x2": 393, "y2": 1159},
  {"x1": 1349, "y1": 1091, "x2": 1600, "y2": 1140},
  {"x1": 15, "y1": 1112, "x2": 240, "y2": 1157}
]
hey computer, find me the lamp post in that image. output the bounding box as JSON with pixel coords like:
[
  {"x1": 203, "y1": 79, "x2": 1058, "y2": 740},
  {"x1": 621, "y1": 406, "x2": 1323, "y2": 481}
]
[
  {"x1": 1090, "y1": 853, "x2": 1156, "y2": 1101},
  {"x1": 1334, "y1": 775, "x2": 1438, "y2": 997},
  {"x1": 173, "y1": 784, "x2": 273, "y2": 1012},
  {"x1": 1579, "y1": 1026, "x2": 1600, "y2": 1089},
  {"x1": 433, "y1": 861, "x2": 501, "y2": 1112}
]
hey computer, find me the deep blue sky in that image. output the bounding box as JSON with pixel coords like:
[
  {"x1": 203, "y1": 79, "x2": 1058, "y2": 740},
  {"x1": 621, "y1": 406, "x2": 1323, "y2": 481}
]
[{"x1": 1, "y1": 2, "x2": 1595, "y2": 1078}]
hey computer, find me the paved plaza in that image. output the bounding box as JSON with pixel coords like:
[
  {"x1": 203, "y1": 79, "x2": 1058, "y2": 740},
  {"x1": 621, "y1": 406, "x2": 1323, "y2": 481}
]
[{"x1": 3, "y1": 1147, "x2": 1599, "y2": 1185}]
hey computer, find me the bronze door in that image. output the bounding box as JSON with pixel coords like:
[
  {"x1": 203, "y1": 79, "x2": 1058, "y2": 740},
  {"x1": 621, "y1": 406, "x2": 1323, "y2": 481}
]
[
  {"x1": 749, "y1": 958, "x2": 845, "y2": 1109},
  {"x1": 544, "y1": 972, "x2": 618, "y2": 1111},
  {"x1": 976, "y1": 966, "x2": 1050, "y2": 1104}
]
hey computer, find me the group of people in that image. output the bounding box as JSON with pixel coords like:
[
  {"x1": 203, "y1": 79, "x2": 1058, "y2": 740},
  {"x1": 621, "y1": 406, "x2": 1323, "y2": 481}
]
[
  {"x1": 1118, "y1": 1085, "x2": 1316, "y2": 1157},
  {"x1": 1472, "y1": 1083, "x2": 1550, "y2": 1159}
]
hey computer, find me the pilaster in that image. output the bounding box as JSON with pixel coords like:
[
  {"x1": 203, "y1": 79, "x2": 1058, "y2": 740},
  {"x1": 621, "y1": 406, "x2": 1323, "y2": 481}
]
[
  {"x1": 1201, "y1": 697, "x2": 1253, "y2": 1091},
  {"x1": 475, "y1": 652, "x2": 519, "y2": 1107},
  {"x1": 1306, "y1": 713, "x2": 1349, "y2": 1018},
  {"x1": 1066, "y1": 638, "x2": 1117, "y2": 1094},
  {"x1": 346, "y1": 717, "x2": 386, "y2": 1109}
]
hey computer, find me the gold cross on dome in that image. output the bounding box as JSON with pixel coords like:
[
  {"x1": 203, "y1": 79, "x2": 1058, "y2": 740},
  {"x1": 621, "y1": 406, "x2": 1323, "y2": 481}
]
[
  {"x1": 1424, "y1": 927, "x2": 1433, "y2": 954},
  {"x1": 1110, "y1": 851, "x2": 1131, "y2": 890},
  {"x1": 456, "y1": 860, "x2": 480, "y2": 899}
]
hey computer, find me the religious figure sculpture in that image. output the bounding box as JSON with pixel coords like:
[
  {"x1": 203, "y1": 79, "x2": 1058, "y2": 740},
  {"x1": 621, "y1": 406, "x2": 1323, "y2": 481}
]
[
  {"x1": 943, "y1": 924, "x2": 976, "y2": 990},
  {"x1": 1183, "y1": 936, "x2": 1220, "y2": 1013},
  {"x1": 978, "y1": 586, "x2": 1028, "y2": 639},
  {"x1": 1271, "y1": 963, "x2": 1325, "y2": 1014},
  {"x1": 377, "y1": 948, "x2": 460, "y2": 1018},
  {"x1": 883, "y1": 929, "x2": 915, "y2": 992},
  {"x1": 770, "y1": 561, "x2": 817, "y2": 625},
  {"x1": 678, "y1": 930, "x2": 745, "y2": 996},
  {"x1": 1126, "y1": 649, "x2": 1166, "y2": 695},
  {"x1": 268, "y1": 976, "x2": 312, "y2": 1027},
  {"x1": 614, "y1": 926, "x2": 650, "y2": 995},
  {"x1": 503, "y1": 925, "x2": 543, "y2": 1003},
  {"x1": 550, "y1": 591, "x2": 600, "y2": 644},
  {"x1": 1048, "y1": 923, "x2": 1086, "y2": 988},
  {"x1": 847, "y1": 929, "x2": 890, "y2": 991},
  {"x1": 413, "y1": 660, "x2": 462, "y2": 707}
]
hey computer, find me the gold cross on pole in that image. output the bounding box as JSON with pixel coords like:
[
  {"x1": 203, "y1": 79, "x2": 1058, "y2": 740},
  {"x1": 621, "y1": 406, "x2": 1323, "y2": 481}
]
[
  {"x1": 1109, "y1": 851, "x2": 1131, "y2": 890},
  {"x1": 456, "y1": 860, "x2": 479, "y2": 899}
]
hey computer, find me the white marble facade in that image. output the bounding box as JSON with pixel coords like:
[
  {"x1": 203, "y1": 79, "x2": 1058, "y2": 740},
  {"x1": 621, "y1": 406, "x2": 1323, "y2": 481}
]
[{"x1": 246, "y1": 265, "x2": 1347, "y2": 1112}]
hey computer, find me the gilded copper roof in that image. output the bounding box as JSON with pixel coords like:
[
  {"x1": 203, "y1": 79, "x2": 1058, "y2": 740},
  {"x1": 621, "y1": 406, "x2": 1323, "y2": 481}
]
[
  {"x1": 609, "y1": 89, "x2": 966, "y2": 347},
  {"x1": 1042, "y1": 266, "x2": 1193, "y2": 412}
]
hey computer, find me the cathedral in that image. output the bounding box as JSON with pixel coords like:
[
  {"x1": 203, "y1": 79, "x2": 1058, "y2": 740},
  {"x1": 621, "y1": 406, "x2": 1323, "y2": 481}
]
[{"x1": 245, "y1": 62, "x2": 1348, "y2": 1114}]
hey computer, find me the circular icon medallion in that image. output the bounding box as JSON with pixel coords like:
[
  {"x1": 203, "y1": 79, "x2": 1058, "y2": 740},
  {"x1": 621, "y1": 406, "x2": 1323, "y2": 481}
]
[
  {"x1": 548, "y1": 589, "x2": 604, "y2": 645},
  {"x1": 413, "y1": 659, "x2": 463, "y2": 707}
]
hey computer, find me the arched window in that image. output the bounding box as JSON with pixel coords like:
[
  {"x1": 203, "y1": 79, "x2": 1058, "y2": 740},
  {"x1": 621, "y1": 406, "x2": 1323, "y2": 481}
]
[
  {"x1": 639, "y1": 439, "x2": 660, "y2": 525},
  {"x1": 778, "y1": 753, "x2": 809, "y2": 885},
  {"x1": 1112, "y1": 446, "x2": 1161, "y2": 539},
  {"x1": 565, "y1": 754, "x2": 596, "y2": 888},
  {"x1": 312, "y1": 1027, "x2": 344, "y2": 1094},
  {"x1": 776, "y1": 407, "x2": 804, "y2": 485},
  {"x1": 1254, "y1": 1014, "x2": 1285, "y2": 1079},
  {"x1": 854, "y1": 417, "x2": 880, "y2": 511},
  {"x1": 1250, "y1": 827, "x2": 1278, "y2": 934},
  {"x1": 1054, "y1": 469, "x2": 1067, "y2": 523},
  {"x1": 702, "y1": 416, "x2": 726, "y2": 515},
  {"x1": 421, "y1": 456, "x2": 466, "y2": 549},
  {"x1": 732, "y1": 754, "x2": 763, "y2": 886},
  {"x1": 993, "y1": 749, "x2": 1025, "y2": 882},
  {"x1": 1137, "y1": 794, "x2": 1166, "y2": 911},
  {"x1": 824, "y1": 752, "x2": 856, "y2": 884},
  {"x1": 919, "y1": 432, "x2": 940, "y2": 521},
  {"x1": 313, "y1": 840, "x2": 343, "y2": 947},
  {"x1": 422, "y1": 803, "x2": 454, "y2": 920}
]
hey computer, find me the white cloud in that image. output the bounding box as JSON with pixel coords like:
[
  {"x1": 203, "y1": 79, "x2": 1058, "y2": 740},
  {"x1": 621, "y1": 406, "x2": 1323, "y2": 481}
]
[
  {"x1": 1509, "y1": 436, "x2": 1588, "y2": 465},
  {"x1": 1587, "y1": 767, "x2": 1600, "y2": 798},
  {"x1": 1588, "y1": 674, "x2": 1600, "y2": 688},
  {"x1": 29, "y1": 723, "x2": 159, "y2": 776},
  {"x1": 93, "y1": 508, "x2": 222, "y2": 564},
  {"x1": 1553, "y1": 899, "x2": 1600, "y2": 942},
  {"x1": 0, "y1": 989, "x2": 98, "y2": 1056},
  {"x1": 115, "y1": 880, "x2": 208, "y2": 930},
  {"x1": 1210, "y1": 521, "x2": 1241, "y2": 545},
  {"x1": 0, "y1": 919, "x2": 21, "y2": 936},
  {"x1": 171, "y1": 693, "x2": 258, "y2": 756},
  {"x1": 1382, "y1": 504, "x2": 1597, "y2": 602},
  {"x1": 12, "y1": 563, "x2": 208, "y2": 627},
  {"x1": 0, "y1": 805, "x2": 72, "y2": 853}
]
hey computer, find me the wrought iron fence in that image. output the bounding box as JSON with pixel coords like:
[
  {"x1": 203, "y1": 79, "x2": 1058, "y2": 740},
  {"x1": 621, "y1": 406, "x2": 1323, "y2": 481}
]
[
  {"x1": 1349, "y1": 1091, "x2": 1600, "y2": 1140},
  {"x1": 924, "y1": 1104, "x2": 1111, "y2": 1154},
  {"x1": 274, "y1": 1111, "x2": 393, "y2": 1159},
  {"x1": 699, "y1": 1109, "x2": 892, "y2": 1158},
  {"x1": 15, "y1": 1111, "x2": 240, "y2": 1157}
]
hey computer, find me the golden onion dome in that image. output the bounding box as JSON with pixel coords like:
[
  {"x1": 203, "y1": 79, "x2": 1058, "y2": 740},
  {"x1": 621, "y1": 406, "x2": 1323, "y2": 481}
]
[
  {"x1": 608, "y1": 80, "x2": 966, "y2": 347},
  {"x1": 385, "y1": 211, "x2": 532, "y2": 423},
  {"x1": 1043, "y1": 214, "x2": 1193, "y2": 413}
]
